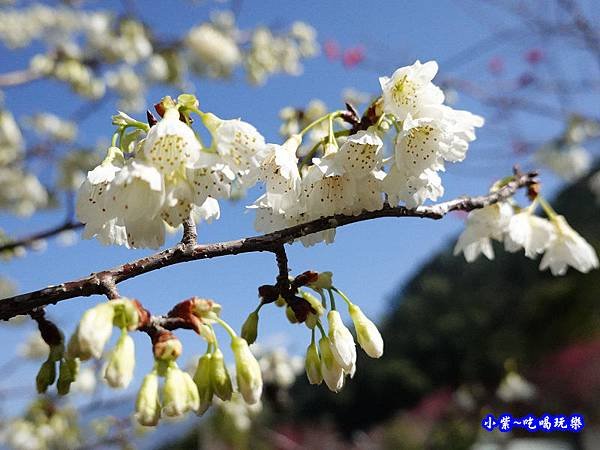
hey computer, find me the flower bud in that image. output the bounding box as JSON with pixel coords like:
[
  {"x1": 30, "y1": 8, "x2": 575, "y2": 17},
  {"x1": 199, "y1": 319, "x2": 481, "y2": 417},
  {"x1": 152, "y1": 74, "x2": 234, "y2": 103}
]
[
  {"x1": 349, "y1": 304, "x2": 383, "y2": 358},
  {"x1": 183, "y1": 370, "x2": 200, "y2": 413},
  {"x1": 285, "y1": 306, "x2": 298, "y2": 324},
  {"x1": 48, "y1": 343, "x2": 64, "y2": 362},
  {"x1": 241, "y1": 311, "x2": 259, "y2": 344},
  {"x1": 162, "y1": 366, "x2": 190, "y2": 417},
  {"x1": 305, "y1": 341, "x2": 322, "y2": 385},
  {"x1": 66, "y1": 330, "x2": 92, "y2": 360},
  {"x1": 301, "y1": 291, "x2": 324, "y2": 329},
  {"x1": 36, "y1": 360, "x2": 56, "y2": 393},
  {"x1": 104, "y1": 333, "x2": 135, "y2": 388},
  {"x1": 111, "y1": 298, "x2": 140, "y2": 331},
  {"x1": 75, "y1": 302, "x2": 115, "y2": 360},
  {"x1": 327, "y1": 311, "x2": 356, "y2": 375},
  {"x1": 191, "y1": 298, "x2": 222, "y2": 320},
  {"x1": 177, "y1": 94, "x2": 199, "y2": 110},
  {"x1": 153, "y1": 334, "x2": 182, "y2": 361},
  {"x1": 231, "y1": 337, "x2": 263, "y2": 404},
  {"x1": 136, "y1": 372, "x2": 161, "y2": 426},
  {"x1": 112, "y1": 111, "x2": 139, "y2": 127},
  {"x1": 210, "y1": 349, "x2": 233, "y2": 401},
  {"x1": 318, "y1": 337, "x2": 344, "y2": 392},
  {"x1": 57, "y1": 357, "x2": 80, "y2": 396},
  {"x1": 193, "y1": 353, "x2": 214, "y2": 415},
  {"x1": 309, "y1": 272, "x2": 333, "y2": 290}
]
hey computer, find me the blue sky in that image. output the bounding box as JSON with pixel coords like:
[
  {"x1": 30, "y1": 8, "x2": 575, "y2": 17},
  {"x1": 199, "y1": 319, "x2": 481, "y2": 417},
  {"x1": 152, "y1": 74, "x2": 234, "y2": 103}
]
[{"x1": 0, "y1": 0, "x2": 582, "y2": 413}]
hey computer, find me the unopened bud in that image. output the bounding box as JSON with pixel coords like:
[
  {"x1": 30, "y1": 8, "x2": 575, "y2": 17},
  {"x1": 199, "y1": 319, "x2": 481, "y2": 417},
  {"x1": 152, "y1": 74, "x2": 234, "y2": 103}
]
[
  {"x1": 162, "y1": 366, "x2": 189, "y2": 417},
  {"x1": 57, "y1": 357, "x2": 79, "y2": 396},
  {"x1": 241, "y1": 311, "x2": 259, "y2": 344},
  {"x1": 104, "y1": 332, "x2": 135, "y2": 388},
  {"x1": 210, "y1": 349, "x2": 233, "y2": 401},
  {"x1": 193, "y1": 353, "x2": 214, "y2": 415},
  {"x1": 318, "y1": 336, "x2": 345, "y2": 393},
  {"x1": 111, "y1": 298, "x2": 140, "y2": 331},
  {"x1": 177, "y1": 94, "x2": 199, "y2": 111},
  {"x1": 231, "y1": 337, "x2": 263, "y2": 404},
  {"x1": 112, "y1": 111, "x2": 139, "y2": 127},
  {"x1": 327, "y1": 310, "x2": 356, "y2": 375},
  {"x1": 74, "y1": 302, "x2": 115, "y2": 360},
  {"x1": 191, "y1": 298, "x2": 222, "y2": 320},
  {"x1": 301, "y1": 291, "x2": 324, "y2": 329},
  {"x1": 305, "y1": 341, "x2": 322, "y2": 385},
  {"x1": 66, "y1": 330, "x2": 92, "y2": 360},
  {"x1": 136, "y1": 372, "x2": 161, "y2": 426},
  {"x1": 349, "y1": 304, "x2": 383, "y2": 358},
  {"x1": 153, "y1": 333, "x2": 182, "y2": 361},
  {"x1": 183, "y1": 370, "x2": 200, "y2": 413},
  {"x1": 285, "y1": 306, "x2": 298, "y2": 324},
  {"x1": 309, "y1": 271, "x2": 333, "y2": 290},
  {"x1": 36, "y1": 360, "x2": 56, "y2": 393}
]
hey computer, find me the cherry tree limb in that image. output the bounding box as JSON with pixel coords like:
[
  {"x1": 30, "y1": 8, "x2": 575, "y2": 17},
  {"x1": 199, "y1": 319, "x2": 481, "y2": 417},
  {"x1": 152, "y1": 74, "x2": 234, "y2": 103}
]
[{"x1": 0, "y1": 171, "x2": 537, "y2": 320}]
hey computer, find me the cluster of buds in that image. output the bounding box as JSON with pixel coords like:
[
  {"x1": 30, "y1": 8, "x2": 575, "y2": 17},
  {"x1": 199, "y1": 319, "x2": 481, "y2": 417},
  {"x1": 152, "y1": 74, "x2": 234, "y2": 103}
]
[
  {"x1": 134, "y1": 298, "x2": 263, "y2": 427},
  {"x1": 64, "y1": 298, "x2": 143, "y2": 392},
  {"x1": 245, "y1": 271, "x2": 384, "y2": 392},
  {"x1": 135, "y1": 333, "x2": 198, "y2": 426}
]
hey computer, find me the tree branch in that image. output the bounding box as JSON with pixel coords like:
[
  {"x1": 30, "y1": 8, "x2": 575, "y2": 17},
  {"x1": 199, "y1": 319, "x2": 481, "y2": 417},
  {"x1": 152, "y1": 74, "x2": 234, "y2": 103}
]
[
  {"x1": 0, "y1": 69, "x2": 41, "y2": 88},
  {"x1": 0, "y1": 221, "x2": 83, "y2": 254},
  {"x1": 0, "y1": 171, "x2": 536, "y2": 320}
]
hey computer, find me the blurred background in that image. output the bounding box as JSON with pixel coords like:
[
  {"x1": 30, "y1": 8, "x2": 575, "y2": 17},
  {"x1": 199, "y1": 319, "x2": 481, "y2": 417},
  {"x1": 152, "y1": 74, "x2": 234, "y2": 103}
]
[{"x1": 0, "y1": 0, "x2": 599, "y2": 449}]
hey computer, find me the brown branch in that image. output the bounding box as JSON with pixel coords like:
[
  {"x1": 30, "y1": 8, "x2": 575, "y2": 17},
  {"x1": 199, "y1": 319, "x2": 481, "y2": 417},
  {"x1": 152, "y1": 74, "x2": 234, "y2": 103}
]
[
  {"x1": 0, "y1": 171, "x2": 536, "y2": 320},
  {"x1": 0, "y1": 221, "x2": 83, "y2": 254}
]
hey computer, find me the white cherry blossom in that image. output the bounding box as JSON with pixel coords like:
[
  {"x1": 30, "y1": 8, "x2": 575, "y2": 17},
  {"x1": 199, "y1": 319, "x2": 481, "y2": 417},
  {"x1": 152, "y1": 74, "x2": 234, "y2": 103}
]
[
  {"x1": 539, "y1": 215, "x2": 598, "y2": 275},
  {"x1": 383, "y1": 163, "x2": 444, "y2": 208},
  {"x1": 504, "y1": 209, "x2": 554, "y2": 258},
  {"x1": 336, "y1": 129, "x2": 383, "y2": 177},
  {"x1": 258, "y1": 135, "x2": 302, "y2": 214},
  {"x1": 142, "y1": 107, "x2": 201, "y2": 176},
  {"x1": 202, "y1": 113, "x2": 267, "y2": 186},
  {"x1": 379, "y1": 60, "x2": 444, "y2": 120},
  {"x1": 453, "y1": 202, "x2": 513, "y2": 262}
]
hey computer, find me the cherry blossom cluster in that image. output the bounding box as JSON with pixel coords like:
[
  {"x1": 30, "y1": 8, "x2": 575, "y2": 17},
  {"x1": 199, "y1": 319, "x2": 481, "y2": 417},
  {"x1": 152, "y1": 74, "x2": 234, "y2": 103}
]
[
  {"x1": 76, "y1": 95, "x2": 266, "y2": 248},
  {"x1": 77, "y1": 60, "x2": 483, "y2": 249},
  {"x1": 454, "y1": 192, "x2": 598, "y2": 276},
  {"x1": 76, "y1": 59, "x2": 598, "y2": 271},
  {"x1": 251, "y1": 60, "x2": 484, "y2": 245}
]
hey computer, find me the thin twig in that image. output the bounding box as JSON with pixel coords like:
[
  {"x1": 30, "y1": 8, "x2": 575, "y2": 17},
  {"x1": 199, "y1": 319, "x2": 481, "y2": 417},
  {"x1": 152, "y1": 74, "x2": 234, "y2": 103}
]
[
  {"x1": 0, "y1": 221, "x2": 83, "y2": 254},
  {"x1": 0, "y1": 69, "x2": 41, "y2": 88},
  {"x1": 0, "y1": 171, "x2": 536, "y2": 320}
]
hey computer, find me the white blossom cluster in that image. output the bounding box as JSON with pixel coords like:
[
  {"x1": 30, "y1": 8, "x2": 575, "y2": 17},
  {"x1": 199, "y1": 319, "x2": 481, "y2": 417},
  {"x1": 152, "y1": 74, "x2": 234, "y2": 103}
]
[
  {"x1": 454, "y1": 199, "x2": 599, "y2": 276},
  {"x1": 76, "y1": 97, "x2": 267, "y2": 249},
  {"x1": 253, "y1": 60, "x2": 483, "y2": 246},
  {"x1": 0, "y1": 5, "x2": 108, "y2": 49},
  {"x1": 74, "y1": 60, "x2": 598, "y2": 281},
  {"x1": 26, "y1": 113, "x2": 77, "y2": 142},
  {"x1": 2, "y1": 5, "x2": 317, "y2": 111},
  {"x1": 0, "y1": 111, "x2": 48, "y2": 217},
  {"x1": 0, "y1": 400, "x2": 80, "y2": 450}
]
